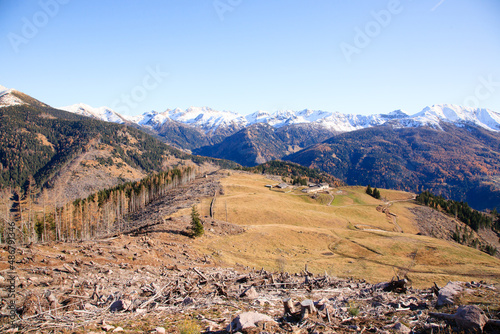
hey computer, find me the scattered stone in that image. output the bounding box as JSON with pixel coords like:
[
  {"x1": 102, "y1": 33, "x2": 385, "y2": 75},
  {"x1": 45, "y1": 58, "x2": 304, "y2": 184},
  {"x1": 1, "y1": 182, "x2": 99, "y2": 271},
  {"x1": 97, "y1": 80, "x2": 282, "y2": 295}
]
[
  {"x1": 227, "y1": 312, "x2": 276, "y2": 332},
  {"x1": 455, "y1": 305, "x2": 488, "y2": 334},
  {"x1": 182, "y1": 297, "x2": 194, "y2": 306},
  {"x1": 109, "y1": 299, "x2": 131, "y2": 312},
  {"x1": 391, "y1": 322, "x2": 411, "y2": 334},
  {"x1": 155, "y1": 327, "x2": 166, "y2": 334},
  {"x1": 430, "y1": 305, "x2": 489, "y2": 334},
  {"x1": 240, "y1": 286, "x2": 259, "y2": 299},
  {"x1": 84, "y1": 302, "x2": 98, "y2": 311},
  {"x1": 112, "y1": 327, "x2": 124, "y2": 332},
  {"x1": 101, "y1": 324, "x2": 115, "y2": 332},
  {"x1": 437, "y1": 281, "x2": 462, "y2": 307}
]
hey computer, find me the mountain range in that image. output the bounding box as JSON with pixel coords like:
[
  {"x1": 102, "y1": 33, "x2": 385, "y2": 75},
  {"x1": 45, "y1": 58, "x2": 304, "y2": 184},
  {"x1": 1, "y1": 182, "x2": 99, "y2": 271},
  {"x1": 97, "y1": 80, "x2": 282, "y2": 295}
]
[
  {"x1": 60, "y1": 102, "x2": 500, "y2": 136},
  {"x1": 2, "y1": 84, "x2": 500, "y2": 210}
]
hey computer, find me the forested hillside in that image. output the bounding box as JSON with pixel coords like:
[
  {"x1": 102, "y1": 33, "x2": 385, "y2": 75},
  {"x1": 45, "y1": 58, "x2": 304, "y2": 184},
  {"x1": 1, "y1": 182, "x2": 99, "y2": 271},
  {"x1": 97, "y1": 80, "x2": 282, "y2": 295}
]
[
  {"x1": 286, "y1": 123, "x2": 500, "y2": 210},
  {"x1": 239, "y1": 160, "x2": 345, "y2": 187},
  {"x1": 0, "y1": 93, "x2": 237, "y2": 194}
]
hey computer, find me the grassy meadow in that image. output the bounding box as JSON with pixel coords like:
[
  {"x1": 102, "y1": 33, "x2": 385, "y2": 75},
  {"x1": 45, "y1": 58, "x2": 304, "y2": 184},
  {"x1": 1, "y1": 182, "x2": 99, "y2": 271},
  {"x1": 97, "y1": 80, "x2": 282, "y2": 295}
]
[{"x1": 192, "y1": 171, "x2": 500, "y2": 288}]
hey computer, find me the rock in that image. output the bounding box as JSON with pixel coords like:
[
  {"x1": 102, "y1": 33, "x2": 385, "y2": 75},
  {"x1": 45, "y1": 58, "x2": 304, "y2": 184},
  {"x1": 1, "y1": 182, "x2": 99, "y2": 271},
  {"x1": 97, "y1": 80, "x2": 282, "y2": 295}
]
[
  {"x1": 240, "y1": 286, "x2": 259, "y2": 299},
  {"x1": 155, "y1": 327, "x2": 166, "y2": 334},
  {"x1": 373, "y1": 282, "x2": 390, "y2": 290},
  {"x1": 437, "y1": 282, "x2": 462, "y2": 307},
  {"x1": 227, "y1": 312, "x2": 276, "y2": 332},
  {"x1": 455, "y1": 305, "x2": 488, "y2": 334},
  {"x1": 84, "y1": 303, "x2": 97, "y2": 310},
  {"x1": 392, "y1": 322, "x2": 411, "y2": 334},
  {"x1": 101, "y1": 324, "x2": 115, "y2": 332},
  {"x1": 182, "y1": 297, "x2": 194, "y2": 306},
  {"x1": 112, "y1": 327, "x2": 124, "y2": 332},
  {"x1": 44, "y1": 290, "x2": 58, "y2": 308},
  {"x1": 109, "y1": 299, "x2": 131, "y2": 312}
]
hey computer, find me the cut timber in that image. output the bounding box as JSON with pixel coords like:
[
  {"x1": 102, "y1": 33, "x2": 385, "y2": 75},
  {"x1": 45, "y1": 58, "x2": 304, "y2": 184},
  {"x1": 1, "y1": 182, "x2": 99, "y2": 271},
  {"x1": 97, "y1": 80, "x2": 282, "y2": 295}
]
[
  {"x1": 300, "y1": 299, "x2": 317, "y2": 320},
  {"x1": 283, "y1": 298, "x2": 296, "y2": 315}
]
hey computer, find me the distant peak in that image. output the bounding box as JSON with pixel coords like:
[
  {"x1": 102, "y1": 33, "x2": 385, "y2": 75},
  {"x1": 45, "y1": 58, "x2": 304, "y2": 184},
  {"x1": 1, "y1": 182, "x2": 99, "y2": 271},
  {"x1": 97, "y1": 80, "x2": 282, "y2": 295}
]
[
  {"x1": 389, "y1": 109, "x2": 408, "y2": 115},
  {"x1": 0, "y1": 86, "x2": 25, "y2": 108}
]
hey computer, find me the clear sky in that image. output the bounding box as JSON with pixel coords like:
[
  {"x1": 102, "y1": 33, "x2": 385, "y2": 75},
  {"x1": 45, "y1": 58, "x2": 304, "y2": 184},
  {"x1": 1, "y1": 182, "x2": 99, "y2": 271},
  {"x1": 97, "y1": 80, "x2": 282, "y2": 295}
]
[{"x1": 1, "y1": 0, "x2": 499, "y2": 116}]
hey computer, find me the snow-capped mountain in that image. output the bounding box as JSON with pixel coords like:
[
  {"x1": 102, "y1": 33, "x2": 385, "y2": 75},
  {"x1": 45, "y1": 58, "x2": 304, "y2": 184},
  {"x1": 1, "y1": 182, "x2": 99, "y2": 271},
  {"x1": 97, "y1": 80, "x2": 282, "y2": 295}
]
[
  {"x1": 59, "y1": 103, "x2": 131, "y2": 124},
  {"x1": 403, "y1": 104, "x2": 500, "y2": 132},
  {"x1": 134, "y1": 107, "x2": 247, "y2": 134},
  {"x1": 59, "y1": 102, "x2": 500, "y2": 136},
  {"x1": 0, "y1": 85, "x2": 25, "y2": 108}
]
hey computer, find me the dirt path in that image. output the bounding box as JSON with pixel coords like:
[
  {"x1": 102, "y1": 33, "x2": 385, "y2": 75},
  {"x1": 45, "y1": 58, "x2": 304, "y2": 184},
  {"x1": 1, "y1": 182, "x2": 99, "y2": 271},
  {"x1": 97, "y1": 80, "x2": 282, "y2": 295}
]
[
  {"x1": 326, "y1": 193, "x2": 334, "y2": 206},
  {"x1": 379, "y1": 195, "x2": 416, "y2": 233}
]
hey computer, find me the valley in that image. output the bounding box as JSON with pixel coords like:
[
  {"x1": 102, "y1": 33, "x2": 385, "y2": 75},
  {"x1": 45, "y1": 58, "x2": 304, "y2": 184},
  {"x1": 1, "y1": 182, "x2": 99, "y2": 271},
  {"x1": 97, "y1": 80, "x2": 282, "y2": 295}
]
[{"x1": 59, "y1": 98, "x2": 500, "y2": 211}]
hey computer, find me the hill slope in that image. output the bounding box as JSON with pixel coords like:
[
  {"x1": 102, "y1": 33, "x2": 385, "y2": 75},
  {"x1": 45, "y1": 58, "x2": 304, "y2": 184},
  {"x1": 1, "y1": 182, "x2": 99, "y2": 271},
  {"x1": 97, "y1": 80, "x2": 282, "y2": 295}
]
[
  {"x1": 285, "y1": 123, "x2": 500, "y2": 210},
  {"x1": 0, "y1": 89, "x2": 236, "y2": 201},
  {"x1": 193, "y1": 123, "x2": 336, "y2": 166},
  {"x1": 192, "y1": 171, "x2": 500, "y2": 287}
]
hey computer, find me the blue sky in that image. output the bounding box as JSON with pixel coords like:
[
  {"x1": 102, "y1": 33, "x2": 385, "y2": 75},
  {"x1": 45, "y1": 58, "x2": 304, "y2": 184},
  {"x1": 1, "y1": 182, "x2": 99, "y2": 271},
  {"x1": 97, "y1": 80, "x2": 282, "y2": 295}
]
[{"x1": 1, "y1": 0, "x2": 499, "y2": 116}]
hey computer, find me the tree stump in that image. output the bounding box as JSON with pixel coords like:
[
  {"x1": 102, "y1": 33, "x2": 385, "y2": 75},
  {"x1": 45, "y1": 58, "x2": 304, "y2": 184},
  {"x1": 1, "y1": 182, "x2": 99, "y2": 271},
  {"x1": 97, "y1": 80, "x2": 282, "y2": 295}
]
[
  {"x1": 300, "y1": 299, "x2": 317, "y2": 320},
  {"x1": 283, "y1": 297, "x2": 295, "y2": 315}
]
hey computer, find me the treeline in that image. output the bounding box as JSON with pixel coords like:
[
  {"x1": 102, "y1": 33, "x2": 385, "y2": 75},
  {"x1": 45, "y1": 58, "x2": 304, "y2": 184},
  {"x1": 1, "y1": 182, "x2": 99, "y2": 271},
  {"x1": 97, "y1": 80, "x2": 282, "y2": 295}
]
[
  {"x1": 416, "y1": 191, "x2": 493, "y2": 231},
  {"x1": 452, "y1": 224, "x2": 497, "y2": 256},
  {"x1": 239, "y1": 160, "x2": 344, "y2": 187},
  {"x1": 1, "y1": 166, "x2": 196, "y2": 244},
  {"x1": 0, "y1": 102, "x2": 237, "y2": 191}
]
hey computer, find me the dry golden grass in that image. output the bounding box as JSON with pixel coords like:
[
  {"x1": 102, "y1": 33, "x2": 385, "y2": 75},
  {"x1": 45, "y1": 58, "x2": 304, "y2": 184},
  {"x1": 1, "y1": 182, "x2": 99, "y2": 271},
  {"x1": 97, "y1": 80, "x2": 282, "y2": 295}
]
[{"x1": 194, "y1": 172, "x2": 500, "y2": 288}]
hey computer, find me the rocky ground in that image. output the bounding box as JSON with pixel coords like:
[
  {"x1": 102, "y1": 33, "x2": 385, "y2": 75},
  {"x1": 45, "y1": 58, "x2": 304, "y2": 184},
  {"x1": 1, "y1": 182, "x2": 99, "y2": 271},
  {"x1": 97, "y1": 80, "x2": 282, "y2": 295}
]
[
  {"x1": 2, "y1": 220, "x2": 499, "y2": 333},
  {"x1": 1, "y1": 172, "x2": 499, "y2": 333}
]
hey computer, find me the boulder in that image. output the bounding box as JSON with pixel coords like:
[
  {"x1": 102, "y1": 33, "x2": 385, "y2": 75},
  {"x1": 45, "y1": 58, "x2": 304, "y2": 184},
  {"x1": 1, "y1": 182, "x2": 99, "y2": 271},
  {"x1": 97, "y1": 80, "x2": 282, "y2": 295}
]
[
  {"x1": 227, "y1": 312, "x2": 276, "y2": 332},
  {"x1": 109, "y1": 299, "x2": 131, "y2": 312},
  {"x1": 240, "y1": 286, "x2": 259, "y2": 299},
  {"x1": 455, "y1": 305, "x2": 488, "y2": 334},
  {"x1": 437, "y1": 282, "x2": 462, "y2": 307}
]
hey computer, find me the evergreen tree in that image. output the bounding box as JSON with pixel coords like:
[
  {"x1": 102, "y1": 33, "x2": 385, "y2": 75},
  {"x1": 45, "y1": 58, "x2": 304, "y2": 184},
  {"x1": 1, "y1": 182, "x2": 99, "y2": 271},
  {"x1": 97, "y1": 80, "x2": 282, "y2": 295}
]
[
  {"x1": 366, "y1": 185, "x2": 373, "y2": 196},
  {"x1": 190, "y1": 205, "x2": 204, "y2": 238},
  {"x1": 373, "y1": 188, "x2": 381, "y2": 199}
]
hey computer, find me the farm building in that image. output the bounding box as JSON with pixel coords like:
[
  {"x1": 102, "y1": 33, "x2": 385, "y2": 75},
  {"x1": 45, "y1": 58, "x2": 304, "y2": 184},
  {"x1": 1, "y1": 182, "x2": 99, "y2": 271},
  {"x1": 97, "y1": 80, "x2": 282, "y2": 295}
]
[{"x1": 302, "y1": 183, "x2": 329, "y2": 193}]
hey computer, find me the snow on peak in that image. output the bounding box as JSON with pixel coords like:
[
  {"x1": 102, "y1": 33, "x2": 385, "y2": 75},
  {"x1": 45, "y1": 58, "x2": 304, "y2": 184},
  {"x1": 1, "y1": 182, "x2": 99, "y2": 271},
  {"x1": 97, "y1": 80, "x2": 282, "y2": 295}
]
[
  {"x1": 132, "y1": 106, "x2": 248, "y2": 133},
  {"x1": 410, "y1": 104, "x2": 500, "y2": 131},
  {"x1": 56, "y1": 99, "x2": 500, "y2": 135},
  {"x1": 0, "y1": 86, "x2": 25, "y2": 108},
  {"x1": 385, "y1": 109, "x2": 409, "y2": 118},
  {"x1": 59, "y1": 103, "x2": 128, "y2": 124}
]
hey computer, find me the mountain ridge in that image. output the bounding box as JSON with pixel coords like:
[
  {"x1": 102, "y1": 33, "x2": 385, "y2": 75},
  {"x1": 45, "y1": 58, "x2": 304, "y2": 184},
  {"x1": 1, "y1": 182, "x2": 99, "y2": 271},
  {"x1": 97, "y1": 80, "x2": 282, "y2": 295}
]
[{"x1": 58, "y1": 101, "x2": 500, "y2": 136}]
